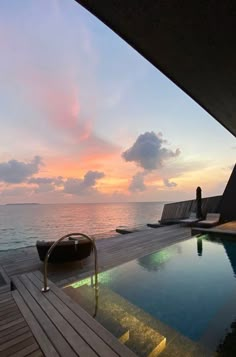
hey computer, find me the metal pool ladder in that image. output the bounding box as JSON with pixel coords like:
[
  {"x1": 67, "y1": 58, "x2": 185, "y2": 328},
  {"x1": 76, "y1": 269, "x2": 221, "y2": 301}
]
[{"x1": 41, "y1": 233, "x2": 98, "y2": 294}]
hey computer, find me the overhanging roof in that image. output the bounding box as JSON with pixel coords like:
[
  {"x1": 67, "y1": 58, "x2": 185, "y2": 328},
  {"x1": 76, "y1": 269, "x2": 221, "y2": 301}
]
[{"x1": 76, "y1": 1, "x2": 236, "y2": 137}]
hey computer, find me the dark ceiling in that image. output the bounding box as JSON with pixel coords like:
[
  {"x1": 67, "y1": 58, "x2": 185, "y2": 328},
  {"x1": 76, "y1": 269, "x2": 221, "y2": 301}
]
[{"x1": 76, "y1": 0, "x2": 236, "y2": 137}]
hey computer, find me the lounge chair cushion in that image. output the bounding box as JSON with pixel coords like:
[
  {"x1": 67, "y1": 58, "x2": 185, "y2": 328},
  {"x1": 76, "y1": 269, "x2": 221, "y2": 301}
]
[{"x1": 198, "y1": 213, "x2": 220, "y2": 227}]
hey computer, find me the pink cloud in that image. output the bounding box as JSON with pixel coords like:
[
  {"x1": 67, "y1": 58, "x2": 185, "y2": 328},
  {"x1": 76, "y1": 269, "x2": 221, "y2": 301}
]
[{"x1": 0, "y1": 15, "x2": 119, "y2": 157}]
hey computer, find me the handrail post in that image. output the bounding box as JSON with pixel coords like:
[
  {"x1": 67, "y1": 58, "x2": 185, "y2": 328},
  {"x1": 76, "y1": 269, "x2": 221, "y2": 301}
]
[{"x1": 42, "y1": 233, "x2": 98, "y2": 292}]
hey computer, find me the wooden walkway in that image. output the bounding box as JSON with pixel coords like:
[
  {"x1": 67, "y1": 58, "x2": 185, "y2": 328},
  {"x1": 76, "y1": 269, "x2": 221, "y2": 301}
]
[
  {"x1": 0, "y1": 284, "x2": 43, "y2": 357},
  {"x1": 12, "y1": 272, "x2": 135, "y2": 357}
]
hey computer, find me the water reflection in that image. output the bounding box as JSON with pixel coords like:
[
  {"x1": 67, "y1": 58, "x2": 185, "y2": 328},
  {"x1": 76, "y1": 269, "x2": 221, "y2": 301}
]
[
  {"x1": 138, "y1": 245, "x2": 182, "y2": 272},
  {"x1": 196, "y1": 234, "x2": 236, "y2": 355},
  {"x1": 138, "y1": 250, "x2": 172, "y2": 272},
  {"x1": 197, "y1": 236, "x2": 203, "y2": 256},
  {"x1": 222, "y1": 241, "x2": 236, "y2": 277},
  {"x1": 198, "y1": 234, "x2": 236, "y2": 277}
]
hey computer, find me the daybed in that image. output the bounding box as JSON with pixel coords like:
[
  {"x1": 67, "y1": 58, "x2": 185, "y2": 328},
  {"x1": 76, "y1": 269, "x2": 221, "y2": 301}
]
[{"x1": 36, "y1": 238, "x2": 93, "y2": 263}]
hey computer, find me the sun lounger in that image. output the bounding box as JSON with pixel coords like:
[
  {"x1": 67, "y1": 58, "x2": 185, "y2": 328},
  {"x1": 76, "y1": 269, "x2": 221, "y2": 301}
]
[
  {"x1": 197, "y1": 213, "x2": 220, "y2": 228},
  {"x1": 147, "y1": 223, "x2": 162, "y2": 228},
  {"x1": 179, "y1": 212, "x2": 199, "y2": 225}
]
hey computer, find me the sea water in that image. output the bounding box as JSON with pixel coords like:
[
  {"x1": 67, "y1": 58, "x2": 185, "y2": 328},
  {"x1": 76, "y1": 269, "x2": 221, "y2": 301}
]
[{"x1": 0, "y1": 202, "x2": 165, "y2": 251}]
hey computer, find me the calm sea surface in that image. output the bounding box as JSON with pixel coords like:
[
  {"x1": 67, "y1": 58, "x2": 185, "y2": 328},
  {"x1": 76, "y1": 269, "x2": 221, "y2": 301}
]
[{"x1": 0, "y1": 202, "x2": 165, "y2": 251}]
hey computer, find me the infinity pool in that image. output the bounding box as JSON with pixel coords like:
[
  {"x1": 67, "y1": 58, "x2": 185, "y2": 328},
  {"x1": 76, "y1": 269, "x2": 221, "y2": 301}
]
[{"x1": 64, "y1": 235, "x2": 236, "y2": 356}]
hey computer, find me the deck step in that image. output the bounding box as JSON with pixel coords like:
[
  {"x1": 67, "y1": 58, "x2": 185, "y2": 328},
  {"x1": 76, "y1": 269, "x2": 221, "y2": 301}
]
[
  {"x1": 65, "y1": 284, "x2": 166, "y2": 357},
  {"x1": 119, "y1": 330, "x2": 130, "y2": 344}
]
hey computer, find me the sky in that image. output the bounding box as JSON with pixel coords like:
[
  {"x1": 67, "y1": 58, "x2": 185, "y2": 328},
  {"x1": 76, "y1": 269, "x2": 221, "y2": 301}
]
[{"x1": 0, "y1": 0, "x2": 235, "y2": 204}]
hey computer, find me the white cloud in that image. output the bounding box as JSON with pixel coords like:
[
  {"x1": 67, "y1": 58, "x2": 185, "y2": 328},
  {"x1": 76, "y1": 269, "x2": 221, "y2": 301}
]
[
  {"x1": 28, "y1": 176, "x2": 64, "y2": 186},
  {"x1": 64, "y1": 171, "x2": 104, "y2": 195},
  {"x1": 129, "y1": 172, "x2": 146, "y2": 192},
  {"x1": 122, "y1": 132, "x2": 180, "y2": 170},
  {"x1": 163, "y1": 178, "x2": 177, "y2": 188},
  {"x1": 28, "y1": 177, "x2": 54, "y2": 184},
  {"x1": 0, "y1": 156, "x2": 42, "y2": 183}
]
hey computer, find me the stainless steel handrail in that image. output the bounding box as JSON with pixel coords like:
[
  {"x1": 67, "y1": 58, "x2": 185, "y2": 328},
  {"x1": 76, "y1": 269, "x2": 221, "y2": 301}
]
[{"x1": 42, "y1": 233, "x2": 98, "y2": 293}]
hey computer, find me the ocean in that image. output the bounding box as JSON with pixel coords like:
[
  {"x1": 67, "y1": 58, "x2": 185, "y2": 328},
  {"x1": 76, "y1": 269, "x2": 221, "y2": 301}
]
[{"x1": 0, "y1": 202, "x2": 165, "y2": 251}]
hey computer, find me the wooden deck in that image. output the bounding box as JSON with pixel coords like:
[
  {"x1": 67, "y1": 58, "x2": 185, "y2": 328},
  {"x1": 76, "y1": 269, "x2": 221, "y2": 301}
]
[
  {"x1": 192, "y1": 221, "x2": 236, "y2": 237},
  {"x1": 0, "y1": 284, "x2": 43, "y2": 357},
  {"x1": 0, "y1": 225, "x2": 191, "y2": 287},
  {"x1": 0, "y1": 225, "x2": 192, "y2": 356}
]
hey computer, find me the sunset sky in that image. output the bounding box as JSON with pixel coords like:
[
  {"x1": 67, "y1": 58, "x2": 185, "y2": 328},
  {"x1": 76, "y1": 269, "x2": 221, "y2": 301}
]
[{"x1": 0, "y1": 0, "x2": 235, "y2": 204}]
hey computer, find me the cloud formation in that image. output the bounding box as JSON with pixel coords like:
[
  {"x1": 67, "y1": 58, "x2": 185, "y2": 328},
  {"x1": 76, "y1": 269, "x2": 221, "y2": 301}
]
[
  {"x1": 122, "y1": 132, "x2": 180, "y2": 170},
  {"x1": 64, "y1": 171, "x2": 104, "y2": 195},
  {"x1": 0, "y1": 156, "x2": 42, "y2": 183},
  {"x1": 28, "y1": 176, "x2": 64, "y2": 186},
  {"x1": 129, "y1": 172, "x2": 146, "y2": 192},
  {"x1": 34, "y1": 183, "x2": 55, "y2": 193},
  {"x1": 163, "y1": 178, "x2": 177, "y2": 188}
]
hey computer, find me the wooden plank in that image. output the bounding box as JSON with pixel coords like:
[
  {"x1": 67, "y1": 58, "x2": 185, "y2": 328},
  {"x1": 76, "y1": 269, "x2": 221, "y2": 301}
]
[
  {"x1": 13, "y1": 278, "x2": 73, "y2": 357},
  {"x1": 0, "y1": 297, "x2": 14, "y2": 306},
  {"x1": 0, "y1": 302, "x2": 19, "y2": 312},
  {"x1": 0, "y1": 321, "x2": 27, "y2": 339},
  {"x1": 4, "y1": 263, "x2": 41, "y2": 277},
  {"x1": 0, "y1": 292, "x2": 11, "y2": 301},
  {"x1": 0, "y1": 326, "x2": 29, "y2": 345},
  {"x1": 0, "y1": 286, "x2": 10, "y2": 294},
  {"x1": 0, "y1": 331, "x2": 32, "y2": 352},
  {"x1": 12, "y1": 289, "x2": 59, "y2": 357},
  {"x1": 18, "y1": 274, "x2": 98, "y2": 357},
  {"x1": 34, "y1": 271, "x2": 136, "y2": 357},
  {"x1": 0, "y1": 313, "x2": 22, "y2": 327},
  {"x1": 27, "y1": 350, "x2": 44, "y2": 357},
  {"x1": 0, "y1": 307, "x2": 20, "y2": 319},
  {"x1": 27, "y1": 272, "x2": 118, "y2": 357},
  {"x1": 3, "y1": 257, "x2": 38, "y2": 269},
  {"x1": 0, "y1": 318, "x2": 25, "y2": 332},
  {"x1": 0, "y1": 301, "x2": 15, "y2": 311},
  {"x1": 0, "y1": 266, "x2": 10, "y2": 285},
  {"x1": 1, "y1": 336, "x2": 36, "y2": 357},
  {"x1": 9, "y1": 343, "x2": 40, "y2": 357}
]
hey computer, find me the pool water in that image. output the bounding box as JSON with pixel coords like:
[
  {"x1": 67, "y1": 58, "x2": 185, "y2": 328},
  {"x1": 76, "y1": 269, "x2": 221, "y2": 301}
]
[{"x1": 64, "y1": 235, "x2": 236, "y2": 356}]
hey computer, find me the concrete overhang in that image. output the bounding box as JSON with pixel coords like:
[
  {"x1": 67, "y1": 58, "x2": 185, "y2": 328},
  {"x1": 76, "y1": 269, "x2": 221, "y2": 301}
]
[{"x1": 76, "y1": 0, "x2": 236, "y2": 137}]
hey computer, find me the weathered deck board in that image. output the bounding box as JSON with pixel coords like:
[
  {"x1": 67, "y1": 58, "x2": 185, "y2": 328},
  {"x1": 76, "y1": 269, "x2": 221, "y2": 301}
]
[
  {"x1": 0, "y1": 287, "x2": 42, "y2": 357},
  {"x1": 13, "y1": 276, "x2": 77, "y2": 357},
  {"x1": 26, "y1": 273, "x2": 119, "y2": 357},
  {"x1": 0, "y1": 266, "x2": 10, "y2": 288},
  {"x1": 12, "y1": 273, "x2": 136, "y2": 357},
  {"x1": 12, "y1": 290, "x2": 59, "y2": 357}
]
